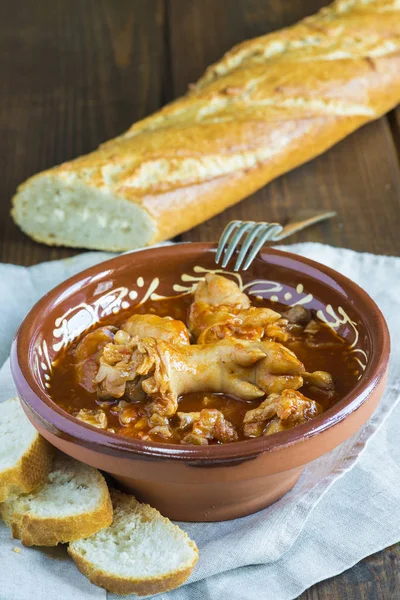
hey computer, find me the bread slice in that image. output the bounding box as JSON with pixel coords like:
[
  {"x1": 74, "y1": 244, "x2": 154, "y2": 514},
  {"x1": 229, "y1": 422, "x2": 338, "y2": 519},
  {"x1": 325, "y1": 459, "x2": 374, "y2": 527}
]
[
  {"x1": 0, "y1": 397, "x2": 53, "y2": 503},
  {"x1": 0, "y1": 453, "x2": 113, "y2": 546},
  {"x1": 68, "y1": 490, "x2": 198, "y2": 596},
  {"x1": 12, "y1": 173, "x2": 157, "y2": 251}
]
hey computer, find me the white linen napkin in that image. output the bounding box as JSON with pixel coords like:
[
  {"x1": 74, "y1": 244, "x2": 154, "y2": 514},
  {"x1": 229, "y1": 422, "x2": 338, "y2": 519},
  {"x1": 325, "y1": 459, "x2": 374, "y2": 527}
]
[{"x1": 0, "y1": 243, "x2": 399, "y2": 600}]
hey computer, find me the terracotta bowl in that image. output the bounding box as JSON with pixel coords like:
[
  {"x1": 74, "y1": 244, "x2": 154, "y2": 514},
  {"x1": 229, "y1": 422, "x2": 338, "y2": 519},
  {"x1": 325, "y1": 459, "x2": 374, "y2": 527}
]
[{"x1": 11, "y1": 243, "x2": 389, "y2": 522}]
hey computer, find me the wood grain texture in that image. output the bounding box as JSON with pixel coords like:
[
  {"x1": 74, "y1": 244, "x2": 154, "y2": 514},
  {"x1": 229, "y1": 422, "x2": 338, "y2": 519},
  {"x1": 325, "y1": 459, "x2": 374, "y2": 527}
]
[
  {"x1": 389, "y1": 109, "x2": 400, "y2": 166},
  {"x1": 300, "y1": 544, "x2": 400, "y2": 600},
  {"x1": 0, "y1": 1, "x2": 400, "y2": 598},
  {"x1": 0, "y1": 0, "x2": 165, "y2": 265}
]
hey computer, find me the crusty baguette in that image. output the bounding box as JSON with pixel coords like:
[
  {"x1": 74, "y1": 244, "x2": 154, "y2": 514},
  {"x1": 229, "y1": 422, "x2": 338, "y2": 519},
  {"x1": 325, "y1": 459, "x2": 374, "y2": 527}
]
[
  {"x1": 12, "y1": 0, "x2": 400, "y2": 251},
  {"x1": 68, "y1": 489, "x2": 198, "y2": 596},
  {"x1": 0, "y1": 397, "x2": 53, "y2": 502},
  {"x1": 0, "y1": 453, "x2": 113, "y2": 546}
]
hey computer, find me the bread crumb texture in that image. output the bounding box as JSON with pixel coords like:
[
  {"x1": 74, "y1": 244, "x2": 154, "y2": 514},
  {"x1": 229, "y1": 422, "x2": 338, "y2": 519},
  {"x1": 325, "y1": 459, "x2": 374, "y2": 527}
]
[
  {"x1": 68, "y1": 490, "x2": 199, "y2": 596},
  {"x1": 0, "y1": 453, "x2": 112, "y2": 546}
]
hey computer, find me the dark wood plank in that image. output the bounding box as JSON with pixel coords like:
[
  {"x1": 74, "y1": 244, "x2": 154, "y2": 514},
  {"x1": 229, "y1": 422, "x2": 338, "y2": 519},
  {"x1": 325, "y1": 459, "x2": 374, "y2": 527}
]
[
  {"x1": 168, "y1": 0, "x2": 400, "y2": 255},
  {"x1": 0, "y1": 0, "x2": 165, "y2": 265},
  {"x1": 300, "y1": 544, "x2": 400, "y2": 600}
]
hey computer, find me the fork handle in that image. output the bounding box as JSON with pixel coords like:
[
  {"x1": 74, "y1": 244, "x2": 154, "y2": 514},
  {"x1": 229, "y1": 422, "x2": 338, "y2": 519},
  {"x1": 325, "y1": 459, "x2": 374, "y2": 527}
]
[{"x1": 272, "y1": 211, "x2": 336, "y2": 241}]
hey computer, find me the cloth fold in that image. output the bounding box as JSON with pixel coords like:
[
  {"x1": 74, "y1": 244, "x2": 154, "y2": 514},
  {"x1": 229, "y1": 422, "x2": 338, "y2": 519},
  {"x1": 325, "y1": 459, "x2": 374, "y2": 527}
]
[{"x1": 0, "y1": 243, "x2": 399, "y2": 600}]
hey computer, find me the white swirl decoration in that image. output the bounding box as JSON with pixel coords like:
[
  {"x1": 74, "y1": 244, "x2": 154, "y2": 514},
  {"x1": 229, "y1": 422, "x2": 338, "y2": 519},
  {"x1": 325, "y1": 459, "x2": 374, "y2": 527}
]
[
  {"x1": 174, "y1": 266, "x2": 313, "y2": 306},
  {"x1": 40, "y1": 264, "x2": 367, "y2": 386},
  {"x1": 317, "y1": 305, "x2": 368, "y2": 372},
  {"x1": 52, "y1": 278, "x2": 161, "y2": 352},
  {"x1": 33, "y1": 340, "x2": 53, "y2": 388}
]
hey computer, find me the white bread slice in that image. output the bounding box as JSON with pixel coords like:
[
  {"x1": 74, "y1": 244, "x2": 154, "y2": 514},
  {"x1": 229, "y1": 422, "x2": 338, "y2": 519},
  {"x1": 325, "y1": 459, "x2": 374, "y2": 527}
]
[
  {"x1": 0, "y1": 397, "x2": 53, "y2": 502},
  {"x1": 0, "y1": 453, "x2": 113, "y2": 546},
  {"x1": 68, "y1": 490, "x2": 199, "y2": 596}
]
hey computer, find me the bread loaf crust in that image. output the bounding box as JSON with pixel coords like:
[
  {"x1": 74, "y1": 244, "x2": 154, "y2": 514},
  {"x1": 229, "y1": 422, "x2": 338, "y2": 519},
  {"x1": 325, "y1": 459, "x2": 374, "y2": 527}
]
[
  {"x1": 0, "y1": 433, "x2": 53, "y2": 502},
  {"x1": 0, "y1": 398, "x2": 53, "y2": 503},
  {"x1": 69, "y1": 550, "x2": 197, "y2": 596},
  {"x1": 11, "y1": 0, "x2": 400, "y2": 250}
]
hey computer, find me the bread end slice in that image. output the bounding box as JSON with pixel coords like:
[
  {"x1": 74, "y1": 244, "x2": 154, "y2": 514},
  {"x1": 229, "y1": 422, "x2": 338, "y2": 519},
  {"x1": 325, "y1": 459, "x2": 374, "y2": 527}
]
[
  {"x1": 68, "y1": 490, "x2": 199, "y2": 596},
  {"x1": 0, "y1": 453, "x2": 113, "y2": 546},
  {"x1": 11, "y1": 171, "x2": 157, "y2": 252},
  {"x1": 0, "y1": 397, "x2": 53, "y2": 503}
]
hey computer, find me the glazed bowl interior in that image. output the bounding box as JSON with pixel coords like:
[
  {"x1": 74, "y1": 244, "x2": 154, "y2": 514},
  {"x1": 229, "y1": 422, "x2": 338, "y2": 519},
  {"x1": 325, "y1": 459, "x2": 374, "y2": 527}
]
[{"x1": 12, "y1": 243, "x2": 389, "y2": 462}]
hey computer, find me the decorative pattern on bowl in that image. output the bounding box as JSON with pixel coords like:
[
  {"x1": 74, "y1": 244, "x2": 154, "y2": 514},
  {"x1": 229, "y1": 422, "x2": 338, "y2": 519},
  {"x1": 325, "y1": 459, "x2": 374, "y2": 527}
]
[{"x1": 32, "y1": 264, "x2": 368, "y2": 391}]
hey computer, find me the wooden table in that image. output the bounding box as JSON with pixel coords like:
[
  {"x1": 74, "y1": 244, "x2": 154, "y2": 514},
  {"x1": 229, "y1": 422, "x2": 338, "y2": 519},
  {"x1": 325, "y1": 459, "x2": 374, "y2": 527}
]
[{"x1": 0, "y1": 1, "x2": 399, "y2": 597}]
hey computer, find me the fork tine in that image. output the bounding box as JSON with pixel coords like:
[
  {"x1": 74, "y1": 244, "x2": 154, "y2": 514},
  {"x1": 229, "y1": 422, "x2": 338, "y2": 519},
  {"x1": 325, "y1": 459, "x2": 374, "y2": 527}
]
[
  {"x1": 221, "y1": 221, "x2": 256, "y2": 268},
  {"x1": 233, "y1": 222, "x2": 268, "y2": 271},
  {"x1": 215, "y1": 220, "x2": 242, "y2": 264},
  {"x1": 241, "y1": 223, "x2": 283, "y2": 271}
]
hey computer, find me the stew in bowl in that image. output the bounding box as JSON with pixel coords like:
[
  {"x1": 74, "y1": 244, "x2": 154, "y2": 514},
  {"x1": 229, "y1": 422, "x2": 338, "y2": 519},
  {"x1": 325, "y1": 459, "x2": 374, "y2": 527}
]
[{"x1": 50, "y1": 273, "x2": 360, "y2": 446}]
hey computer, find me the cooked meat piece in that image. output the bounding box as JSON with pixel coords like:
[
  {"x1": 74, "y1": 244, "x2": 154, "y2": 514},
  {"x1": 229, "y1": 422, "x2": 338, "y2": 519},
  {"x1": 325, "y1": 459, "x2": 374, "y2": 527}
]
[
  {"x1": 304, "y1": 371, "x2": 334, "y2": 391},
  {"x1": 242, "y1": 421, "x2": 265, "y2": 437},
  {"x1": 144, "y1": 338, "x2": 305, "y2": 406},
  {"x1": 180, "y1": 409, "x2": 238, "y2": 445},
  {"x1": 94, "y1": 315, "x2": 189, "y2": 398},
  {"x1": 95, "y1": 337, "x2": 305, "y2": 418},
  {"x1": 194, "y1": 273, "x2": 250, "y2": 308},
  {"x1": 243, "y1": 389, "x2": 322, "y2": 438},
  {"x1": 148, "y1": 413, "x2": 170, "y2": 427},
  {"x1": 147, "y1": 413, "x2": 174, "y2": 438},
  {"x1": 190, "y1": 303, "x2": 283, "y2": 343},
  {"x1": 284, "y1": 306, "x2": 312, "y2": 326},
  {"x1": 190, "y1": 274, "x2": 283, "y2": 343},
  {"x1": 304, "y1": 319, "x2": 321, "y2": 335},
  {"x1": 124, "y1": 379, "x2": 147, "y2": 403},
  {"x1": 114, "y1": 329, "x2": 131, "y2": 345},
  {"x1": 122, "y1": 314, "x2": 190, "y2": 345},
  {"x1": 245, "y1": 416, "x2": 285, "y2": 436},
  {"x1": 303, "y1": 370, "x2": 336, "y2": 399},
  {"x1": 74, "y1": 327, "x2": 116, "y2": 362},
  {"x1": 116, "y1": 402, "x2": 139, "y2": 425},
  {"x1": 138, "y1": 339, "x2": 268, "y2": 416},
  {"x1": 75, "y1": 408, "x2": 108, "y2": 429},
  {"x1": 95, "y1": 337, "x2": 266, "y2": 416},
  {"x1": 95, "y1": 339, "x2": 142, "y2": 399},
  {"x1": 194, "y1": 409, "x2": 238, "y2": 443},
  {"x1": 177, "y1": 412, "x2": 201, "y2": 430},
  {"x1": 251, "y1": 341, "x2": 305, "y2": 394},
  {"x1": 243, "y1": 393, "x2": 281, "y2": 430},
  {"x1": 73, "y1": 326, "x2": 116, "y2": 393},
  {"x1": 264, "y1": 418, "x2": 284, "y2": 435},
  {"x1": 148, "y1": 425, "x2": 173, "y2": 440},
  {"x1": 263, "y1": 318, "x2": 289, "y2": 343},
  {"x1": 180, "y1": 432, "x2": 208, "y2": 445},
  {"x1": 255, "y1": 374, "x2": 304, "y2": 395}
]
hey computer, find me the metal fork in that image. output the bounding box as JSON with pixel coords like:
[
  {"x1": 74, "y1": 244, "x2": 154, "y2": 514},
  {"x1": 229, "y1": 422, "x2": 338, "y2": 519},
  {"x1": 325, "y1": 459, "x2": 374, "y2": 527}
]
[{"x1": 215, "y1": 210, "x2": 336, "y2": 271}]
